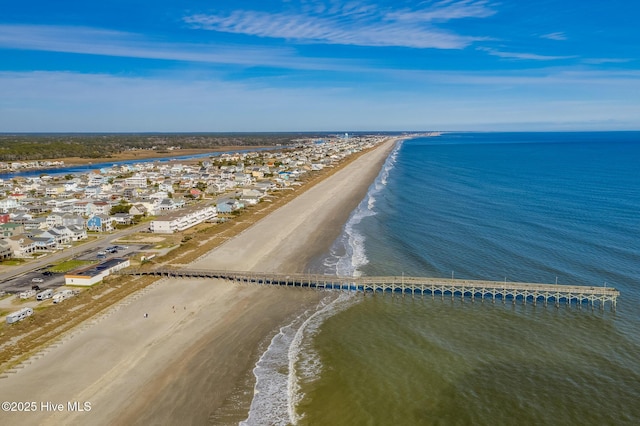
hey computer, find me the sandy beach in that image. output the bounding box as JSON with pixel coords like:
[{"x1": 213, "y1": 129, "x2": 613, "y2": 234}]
[{"x1": 0, "y1": 138, "x2": 397, "y2": 425}]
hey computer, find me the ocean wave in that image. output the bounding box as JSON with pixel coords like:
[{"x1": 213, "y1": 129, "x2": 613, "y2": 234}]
[
  {"x1": 380, "y1": 140, "x2": 401, "y2": 186},
  {"x1": 242, "y1": 141, "x2": 404, "y2": 425},
  {"x1": 240, "y1": 293, "x2": 358, "y2": 426},
  {"x1": 287, "y1": 292, "x2": 359, "y2": 424},
  {"x1": 326, "y1": 140, "x2": 403, "y2": 277}
]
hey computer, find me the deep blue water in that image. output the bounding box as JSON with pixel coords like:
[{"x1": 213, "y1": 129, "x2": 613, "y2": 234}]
[
  {"x1": 291, "y1": 132, "x2": 640, "y2": 425},
  {"x1": 361, "y1": 132, "x2": 640, "y2": 289}
]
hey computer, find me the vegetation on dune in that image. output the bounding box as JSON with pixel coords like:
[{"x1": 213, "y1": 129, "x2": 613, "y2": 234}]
[{"x1": 48, "y1": 260, "x2": 95, "y2": 273}]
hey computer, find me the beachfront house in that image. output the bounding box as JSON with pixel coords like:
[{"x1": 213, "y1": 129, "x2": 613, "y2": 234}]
[
  {"x1": 87, "y1": 214, "x2": 115, "y2": 232},
  {"x1": 67, "y1": 225, "x2": 88, "y2": 241},
  {"x1": 239, "y1": 188, "x2": 266, "y2": 206},
  {"x1": 30, "y1": 235, "x2": 57, "y2": 251},
  {"x1": 5, "y1": 235, "x2": 36, "y2": 257},
  {"x1": 37, "y1": 229, "x2": 69, "y2": 246},
  {"x1": 254, "y1": 181, "x2": 276, "y2": 192},
  {"x1": 111, "y1": 213, "x2": 133, "y2": 225},
  {"x1": 50, "y1": 225, "x2": 87, "y2": 242},
  {"x1": 216, "y1": 199, "x2": 244, "y2": 214},
  {"x1": 0, "y1": 239, "x2": 12, "y2": 260}
]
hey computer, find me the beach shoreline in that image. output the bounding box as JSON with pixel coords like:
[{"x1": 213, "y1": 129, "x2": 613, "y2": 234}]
[{"x1": 0, "y1": 138, "x2": 398, "y2": 425}]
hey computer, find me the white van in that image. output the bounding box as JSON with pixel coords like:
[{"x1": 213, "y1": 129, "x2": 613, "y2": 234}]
[
  {"x1": 36, "y1": 289, "x2": 54, "y2": 300},
  {"x1": 6, "y1": 307, "x2": 34, "y2": 324}
]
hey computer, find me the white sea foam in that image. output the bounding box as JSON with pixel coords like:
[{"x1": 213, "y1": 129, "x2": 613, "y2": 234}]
[
  {"x1": 287, "y1": 292, "x2": 358, "y2": 424},
  {"x1": 240, "y1": 301, "x2": 323, "y2": 426},
  {"x1": 240, "y1": 293, "x2": 358, "y2": 426},
  {"x1": 329, "y1": 139, "x2": 403, "y2": 277},
  {"x1": 241, "y1": 140, "x2": 403, "y2": 425}
]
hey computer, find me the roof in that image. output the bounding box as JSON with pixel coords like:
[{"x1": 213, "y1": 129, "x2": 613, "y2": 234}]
[{"x1": 66, "y1": 257, "x2": 129, "y2": 278}]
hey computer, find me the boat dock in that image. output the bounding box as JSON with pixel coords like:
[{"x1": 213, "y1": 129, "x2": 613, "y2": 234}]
[{"x1": 119, "y1": 268, "x2": 620, "y2": 311}]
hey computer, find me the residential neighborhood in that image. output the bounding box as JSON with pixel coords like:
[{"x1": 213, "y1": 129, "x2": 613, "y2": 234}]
[{"x1": 0, "y1": 135, "x2": 385, "y2": 259}]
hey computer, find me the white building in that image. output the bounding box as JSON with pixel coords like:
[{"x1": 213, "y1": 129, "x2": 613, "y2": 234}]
[
  {"x1": 124, "y1": 174, "x2": 148, "y2": 188},
  {"x1": 149, "y1": 205, "x2": 217, "y2": 234},
  {"x1": 64, "y1": 257, "x2": 131, "y2": 286}
]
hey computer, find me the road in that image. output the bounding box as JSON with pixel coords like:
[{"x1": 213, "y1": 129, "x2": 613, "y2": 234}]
[{"x1": 0, "y1": 222, "x2": 149, "y2": 286}]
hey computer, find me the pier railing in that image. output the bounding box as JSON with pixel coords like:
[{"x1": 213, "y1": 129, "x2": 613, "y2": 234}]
[{"x1": 118, "y1": 268, "x2": 620, "y2": 311}]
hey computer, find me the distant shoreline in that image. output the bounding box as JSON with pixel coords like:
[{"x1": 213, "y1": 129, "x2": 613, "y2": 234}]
[
  {"x1": 53, "y1": 145, "x2": 275, "y2": 167},
  {"x1": 0, "y1": 145, "x2": 277, "y2": 179}
]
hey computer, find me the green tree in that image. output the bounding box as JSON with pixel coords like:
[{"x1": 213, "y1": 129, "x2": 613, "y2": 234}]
[{"x1": 110, "y1": 200, "x2": 132, "y2": 215}]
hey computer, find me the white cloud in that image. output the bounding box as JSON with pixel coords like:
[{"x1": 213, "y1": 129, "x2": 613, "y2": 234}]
[
  {"x1": 2, "y1": 69, "x2": 639, "y2": 132},
  {"x1": 0, "y1": 71, "x2": 377, "y2": 131},
  {"x1": 0, "y1": 24, "x2": 365, "y2": 72},
  {"x1": 184, "y1": 1, "x2": 495, "y2": 49},
  {"x1": 477, "y1": 46, "x2": 575, "y2": 61},
  {"x1": 582, "y1": 57, "x2": 633, "y2": 64},
  {"x1": 399, "y1": 68, "x2": 640, "y2": 88},
  {"x1": 540, "y1": 32, "x2": 567, "y2": 41},
  {"x1": 386, "y1": 0, "x2": 496, "y2": 22}
]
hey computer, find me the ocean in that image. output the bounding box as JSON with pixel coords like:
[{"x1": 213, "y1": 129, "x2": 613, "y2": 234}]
[{"x1": 242, "y1": 132, "x2": 640, "y2": 425}]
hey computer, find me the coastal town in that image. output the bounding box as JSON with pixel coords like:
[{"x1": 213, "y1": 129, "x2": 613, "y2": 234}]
[{"x1": 0, "y1": 134, "x2": 389, "y2": 322}]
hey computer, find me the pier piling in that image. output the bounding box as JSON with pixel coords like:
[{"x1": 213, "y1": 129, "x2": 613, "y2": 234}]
[{"x1": 117, "y1": 269, "x2": 620, "y2": 312}]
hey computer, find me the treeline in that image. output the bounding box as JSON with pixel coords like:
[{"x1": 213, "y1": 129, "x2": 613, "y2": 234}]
[{"x1": 0, "y1": 133, "x2": 323, "y2": 161}]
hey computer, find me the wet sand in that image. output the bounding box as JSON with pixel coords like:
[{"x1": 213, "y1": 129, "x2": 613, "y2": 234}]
[{"x1": 0, "y1": 138, "x2": 397, "y2": 425}]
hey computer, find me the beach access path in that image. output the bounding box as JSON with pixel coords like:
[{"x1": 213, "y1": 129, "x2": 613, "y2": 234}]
[{"x1": 0, "y1": 138, "x2": 398, "y2": 426}]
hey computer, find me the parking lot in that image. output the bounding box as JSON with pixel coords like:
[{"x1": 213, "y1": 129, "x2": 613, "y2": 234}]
[
  {"x1": 0, "y1": 268, "x2": 66, "y2": 294},
  {"x1": 0, "y1": 244, "x2": 145, "y2": 295}
]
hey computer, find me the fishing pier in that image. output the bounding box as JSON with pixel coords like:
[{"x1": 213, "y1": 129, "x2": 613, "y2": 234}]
[{"x1": 120, "y1": 268, "x2": 619, "y2": 311}]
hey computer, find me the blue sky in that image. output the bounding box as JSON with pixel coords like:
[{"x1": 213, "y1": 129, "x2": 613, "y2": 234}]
[{"x1": 1, "y1": 0, "x2": 639, "y2": 132}]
